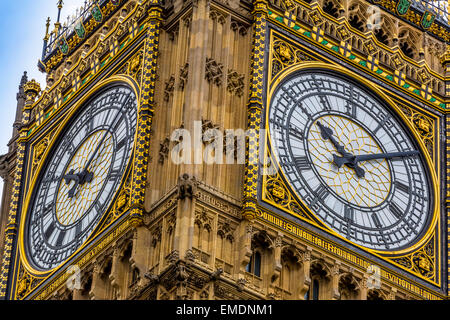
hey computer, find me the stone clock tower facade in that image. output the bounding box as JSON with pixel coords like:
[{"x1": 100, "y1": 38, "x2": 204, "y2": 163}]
[{"x1": 0, "y1": 0, "x2": 449, "y2": 300}]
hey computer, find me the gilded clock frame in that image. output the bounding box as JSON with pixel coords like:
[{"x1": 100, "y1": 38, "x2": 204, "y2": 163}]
[
  {"x1": 0, "y1": 0, "x2": 162, "y2": 300},
  {"x1": 17, "y1": 75, "x2": 141, "y2": 277},
  {"x1": 258, "y1": 25, "x2": 443, "y2": 291}
]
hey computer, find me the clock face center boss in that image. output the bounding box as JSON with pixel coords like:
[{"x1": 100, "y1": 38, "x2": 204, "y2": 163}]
[
  {"x1": 25, "y1": 85, "x2": 137, "y2": 271},
  {"x1": 268, "y1": 71, "x2": 432, "y2": 251}
]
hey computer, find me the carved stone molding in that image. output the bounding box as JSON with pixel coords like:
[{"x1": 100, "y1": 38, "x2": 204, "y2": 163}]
[
  {"x1": 0, "y1": 154, "x2": 9, "y2": 180},
  {"x1": 205, "y1": 58, "x2": 224, "y2": 86},
  {"x1": 209, "y1": 9, "x2": 228, "y2": 24},
  {"x1": 230, "y1": 19, "x2": 248, "y2": 36},
  {"x1": 271, "y1": 37, "x2": 313, "y2": 82},
  {"x1": 201, "y1": 118, "x2": 220, "y2": 147},
  {"x1": 164, "y1": 75, "x2": 175, "y2": 102},
  {"x1": 177, "y1": 174, "x2": 198, "y2": 200},
  {"x1": 227, "y1": 70, "x2": 245, "y2": 97},
  {"x1": 159, "y1": 137, "x2": 170, "y2": 164},
  {"x1": 195, "y1": 208, "x2": 213, "y2": 230},
  {"x1": 179, "y1": 63, "x2": 189, "y2": 90}
]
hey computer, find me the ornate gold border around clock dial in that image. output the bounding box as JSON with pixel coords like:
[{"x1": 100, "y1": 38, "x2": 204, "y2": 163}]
[{"x1": 262, "y1": 61, "x2": 441, "y2": 286}]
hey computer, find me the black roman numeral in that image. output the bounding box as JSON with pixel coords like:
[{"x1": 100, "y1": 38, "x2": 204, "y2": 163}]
[
  {"x1": 318, "y1": 95, "x2": 332, "y2": 110},
  {"x1": 395, "y1": 181, "x2": 410, "y2": 194},
  {"x1": 373, "y1": 115, "x2": 390, "y2": 134},
  {"x1": 310, "y1": 184, "x2": 329, "y2": 207},
  {"x1": 44, "y1": 223, "x2": 56, "y2": 242},
  {"x1": 113, "y1": 114, "x2": 124, "y2": 132},
  {"x1": 95, "y1": 202, "x2": 103, "y2": 213},
  {"x1": 75, "y1": 222, "x2": 82, "y2": 237},
  {"x1": 315, "y1": 184, "x2": 329, "y2": 199},
  {"x1": 294, "y1": 156, "x2": 311, "y2": 171},
  {"x1": 371, "y1": 213, "x2": 383, "y2": 229},
  {"x1": 289, "y1": 124, "x2": 304, "y2": 140},
  {"x1": 108, "y1": 169, "x2": 121, "y2": 181},
  {"x1": 344, "y1": 206, "x2": 354, "y2": 223},
  {"x1": 56, "y1": 230, "x2": 66, "y2": 247},
  {"x1": 346, "y1": 103, "x2": 357, "y2": 118},
  {"x1": 116, "y1": 137, "x2": 127, "y2": 151},
  {"x1": 389, "y1": 203, "x2": 404, "y2": 220}
]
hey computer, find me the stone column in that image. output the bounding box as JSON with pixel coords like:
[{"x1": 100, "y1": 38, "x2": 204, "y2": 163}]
[
  {"x1": 360, "y1": 275, "x2": 369, "y2": 300},
  {"x1": 0, "y1": 79, "x2": 40, "y2": 299},
  {"x1": 174, "y1": 173, "x2": 198, "y2": 262},
  {"x1": 242, "y1": 0, "x2": 268, "y2": 220},
  {"x1": 170, "y1": 0, "x2": 211, "y2": 263},
  {"x1": 272, "y1": 235, "x2": 282, "y2": 283},
  {"x1": 330, "y1": 262, "x2": 341, "y2": 300},
  {"x1": 89, "y1": 261, "x2": 105, "y2": 300},
  {"x1": 441, "y1": 45, "x2": 450, "y2": 297},
  {"x1": 109, "y1": 246, "x2": 121, "y2": 299},
  {"x1": 129, "y1": 0, "x2": 163, "y2": 227},
  {"x1": 238, "y1": 221, "x2": 253, "y2": 276},
  {"x1": 299, "y1": 248, "x2": 311, "y2": 299}
]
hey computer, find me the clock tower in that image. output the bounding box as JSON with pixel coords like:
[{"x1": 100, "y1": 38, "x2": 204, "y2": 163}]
[{"x1": 0, "y1": 0, "x2": 449, "y2": 300}]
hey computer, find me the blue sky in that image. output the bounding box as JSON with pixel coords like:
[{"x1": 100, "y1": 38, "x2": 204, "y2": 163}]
[{"x1": 0, "y1": 1, "x2": 80, "y2": 198}]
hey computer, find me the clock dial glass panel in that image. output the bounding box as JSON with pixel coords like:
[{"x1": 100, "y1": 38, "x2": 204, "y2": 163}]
[
  {"x1": 26, "y1": 85, "x2": 137, "y2": 270},
  {"x1": 268, "y1": 72, "x2": 432, "y2": 251}
]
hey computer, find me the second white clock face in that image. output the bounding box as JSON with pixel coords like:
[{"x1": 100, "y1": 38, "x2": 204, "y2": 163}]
[{"x1": 268, "y1": 71, "x2": 432, "y2": 251}]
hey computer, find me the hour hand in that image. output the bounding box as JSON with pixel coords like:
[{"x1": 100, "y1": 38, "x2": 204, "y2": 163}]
[
  {"x1": 317, "y1": 121, "x2": 365, "y2": 177},
  {"x1": 64, "y1": 170, "x2": 80, "y2": 198},
  {"x1": 332, "y1": 154, "x2": 366, "y2": 178},
  {"x1": 316, "y1": 121, "x2": 334, "y2": 140},
  {"x1": 316, "y1": 121, "x2": 347, "y2": 155},
  {"x1": 64, "y1": 169, "x2": 79, "y2": 185},
  {"x1": 63, "y1": 169, "x2": 94, "y2": 198}
]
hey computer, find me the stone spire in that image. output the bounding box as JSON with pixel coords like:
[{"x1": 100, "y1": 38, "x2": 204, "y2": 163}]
[{"x1": 11, "y1": 71, "x2": 28, "y2": 144}]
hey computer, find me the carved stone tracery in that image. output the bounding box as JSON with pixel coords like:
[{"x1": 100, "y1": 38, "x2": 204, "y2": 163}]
[{"x1": 205, "y1": 58, "x2": 224, "y2": 86}]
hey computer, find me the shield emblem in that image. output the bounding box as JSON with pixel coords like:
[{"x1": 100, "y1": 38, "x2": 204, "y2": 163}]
[
  {"x1": 74, "y1": 21, "x2": 86, "y2": 39},
  {"x1": 91, "y1": 4, "x2": 103, "y2": 23},
  {"x1": 283, "y1": 10, "x2": 296, "y2": 28},
  {"x1": 421, "y1": 11, "x2": 435, "y2": 29},
  {"x1": 396, "y1": 0, "x2": 411, "y2": 15},
  {"x1": 57, "y1": 38, "x2": 69, "y2": 55}
]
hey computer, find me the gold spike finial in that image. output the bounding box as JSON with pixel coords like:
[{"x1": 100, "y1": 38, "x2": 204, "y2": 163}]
[{"x1": 44, "y1": 17, "x2": 51, "y2": 41}]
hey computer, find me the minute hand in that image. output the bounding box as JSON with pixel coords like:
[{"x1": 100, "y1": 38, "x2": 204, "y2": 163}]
[
  {"x1": 355, "y1": 150, "x2": 420, "y2": 162},
  {"x1": 334, "y1": 150, "x2": 420, "y2": 168}
]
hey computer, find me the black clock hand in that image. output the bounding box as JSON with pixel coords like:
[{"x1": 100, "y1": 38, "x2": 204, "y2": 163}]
[
  {"x1": 64, "y1": 92, "x2": 132, "y2": 198},
  {"x1": 64, "y1": 170, "x2": 80, "y2": 198},
  {"x1": 316, "y1": 121, "x2": 365, "y2": 178},
  {"x1": 64, "y1": 169, "x2": 94, "y2": 198},
  {"x1": 333, "y1": 150, "x2": 420, "y2": 171},
  {"x1": 316, "y1": 121, "x2": 348, "y2": 156}
]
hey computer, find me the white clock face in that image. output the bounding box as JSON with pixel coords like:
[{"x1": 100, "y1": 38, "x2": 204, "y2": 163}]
[
  {"x1": 268, "y1": 71, "x2": 432, "y2": 251},
  {"x1": 26, "y1": 86, "x2": 137, "y2": 270}
]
